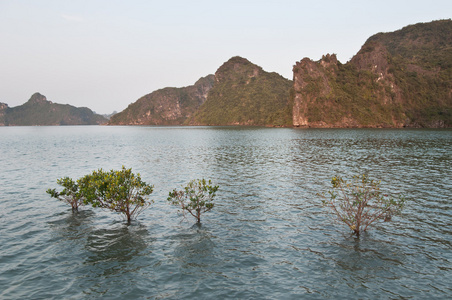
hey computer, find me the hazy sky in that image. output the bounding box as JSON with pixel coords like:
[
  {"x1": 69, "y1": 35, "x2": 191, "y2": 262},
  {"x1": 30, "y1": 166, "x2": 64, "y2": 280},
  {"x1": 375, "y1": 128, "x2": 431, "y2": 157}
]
[{"x1": 1, "y1": 0, "x2": 451, "y2": 114}]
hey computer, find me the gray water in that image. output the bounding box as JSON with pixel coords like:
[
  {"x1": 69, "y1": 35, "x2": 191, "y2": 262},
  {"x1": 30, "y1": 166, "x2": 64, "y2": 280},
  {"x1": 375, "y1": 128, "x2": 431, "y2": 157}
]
[{"x1": 0, "y1": 126, "x2": 451, "y2": 299}]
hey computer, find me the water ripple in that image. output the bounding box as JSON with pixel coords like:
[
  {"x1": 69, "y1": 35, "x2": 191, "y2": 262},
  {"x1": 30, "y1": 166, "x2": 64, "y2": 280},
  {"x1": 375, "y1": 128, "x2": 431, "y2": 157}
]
[{"x1": 0, "y1": 127, "x2": 451, "y2": 299}]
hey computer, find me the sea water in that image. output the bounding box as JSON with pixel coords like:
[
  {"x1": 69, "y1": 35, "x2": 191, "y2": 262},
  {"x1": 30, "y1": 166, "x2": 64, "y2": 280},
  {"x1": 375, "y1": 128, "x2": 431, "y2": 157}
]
[{"x1": 0, "y1": 126, "x2": 451, "y2": 299}]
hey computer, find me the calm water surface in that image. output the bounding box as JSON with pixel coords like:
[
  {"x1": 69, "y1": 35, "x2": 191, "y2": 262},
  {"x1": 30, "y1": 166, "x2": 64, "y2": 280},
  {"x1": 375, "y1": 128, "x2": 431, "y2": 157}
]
[{"x1": 0, "y1": 126, "x2": 451, "y2": 299}]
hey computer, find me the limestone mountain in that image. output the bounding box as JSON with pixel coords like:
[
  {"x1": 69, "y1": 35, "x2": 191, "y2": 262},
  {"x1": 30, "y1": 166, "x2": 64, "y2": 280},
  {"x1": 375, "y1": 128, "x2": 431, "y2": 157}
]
[
  {"x1": 293, "y1": 19, "x2": 452, "y2": 128},
  {"x1": 0, "y1": 93, "x2": 107, "y2": 126},
  {"x1": 187, "y1": 56, "x2": 293, "y2": 126},
  {"x1": 108, "y1": 75, "x2": 215, "y2": 125},
  {"x1": 108, "y1": 20, "x2": 451, "y2": 128}
]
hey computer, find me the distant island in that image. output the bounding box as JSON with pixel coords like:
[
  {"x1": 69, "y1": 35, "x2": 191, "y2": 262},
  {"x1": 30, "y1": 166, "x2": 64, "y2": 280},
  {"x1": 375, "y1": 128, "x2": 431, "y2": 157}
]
[
  {"x1": 2, "y1": 20, "x2": 451, "y2": 128},
  {"x1": 0, "y1": 93, "x2": 107, "y2": 126}
]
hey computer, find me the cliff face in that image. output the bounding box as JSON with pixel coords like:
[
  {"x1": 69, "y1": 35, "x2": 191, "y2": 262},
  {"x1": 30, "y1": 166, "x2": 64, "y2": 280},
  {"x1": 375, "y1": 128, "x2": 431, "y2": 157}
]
[
  {"x1": 187, "y1": 56, "x2": 293, "y2": 126},
  {"x1": 292, "y1": 53, "x2": 403, "y2": 128},
  {"x1": 293, "y1": 19, "x2": 452, "y2": 128},
  {"x1": 1, "y1": 93, "x2": 107, "y2": 126},
  {"x1": 293, "y1": 55, "x2": 337, "y2": 127},
  {"x1": 108, "y1": 75, "x2": 215, "y2": 125}
]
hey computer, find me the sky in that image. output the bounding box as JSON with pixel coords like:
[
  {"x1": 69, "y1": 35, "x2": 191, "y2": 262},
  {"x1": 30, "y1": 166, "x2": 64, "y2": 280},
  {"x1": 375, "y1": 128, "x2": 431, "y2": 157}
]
[{"x1": 1, "y1": 0, "x2": 451, "y2": 114}]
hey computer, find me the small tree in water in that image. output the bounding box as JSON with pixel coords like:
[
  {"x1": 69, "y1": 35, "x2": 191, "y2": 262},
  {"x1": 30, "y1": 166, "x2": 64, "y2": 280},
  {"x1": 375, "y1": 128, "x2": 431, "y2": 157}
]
[
  {"x1": 77, "y1": 166, "x2": 154, "y2": 223},
  {"x1": 47, "y1": 177, "x2": 83, "y2": 212},
  {"x1": 319, "y1": 174, "x2": 405, "y2": 236},
  {"x1": 168, "y1": 179, "x2": 219, "y2": 223}
]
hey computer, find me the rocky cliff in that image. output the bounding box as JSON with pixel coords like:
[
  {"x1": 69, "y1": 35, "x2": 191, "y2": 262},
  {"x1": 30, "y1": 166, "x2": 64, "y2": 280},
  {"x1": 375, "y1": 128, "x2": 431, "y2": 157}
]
[
  {"x1": 108, "y1": 75, "x2": 215, "y2": 125},
  {"x1": 1, "y1": 93, "x2": 107, "y2": 126},
  {"x1": 293, "y1": 19, "x2": 452, "y2": 128},
  {"x1": 187, "y1": 56, "x2": 293, "y2": 126}
]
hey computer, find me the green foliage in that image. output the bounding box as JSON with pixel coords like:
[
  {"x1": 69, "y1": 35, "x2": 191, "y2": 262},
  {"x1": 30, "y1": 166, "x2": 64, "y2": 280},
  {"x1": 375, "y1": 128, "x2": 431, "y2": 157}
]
[
  {"x1": 77, "y1": 166, "x2": 154, "y2": 223},
  {"x1": 46, "y1": 177, "x2": 83, "y2": 212},
  {"x1": 319, "y1": 174, "x2": 405, "y2": 236},
  {"x1": 167, "y1": 179, "x2": 219, "y2": 223},
  {"x1": 368, "y1": 19, "x2": 452, "y2": 70}
]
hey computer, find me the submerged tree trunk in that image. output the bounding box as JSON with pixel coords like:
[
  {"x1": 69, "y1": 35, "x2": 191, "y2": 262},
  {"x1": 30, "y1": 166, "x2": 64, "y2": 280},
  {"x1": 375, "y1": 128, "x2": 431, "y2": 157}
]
[
  {"x1": 196, "y1": 209, "x2": 201, "y2": 223},
  {"x1": 126, "y1": 206, "x2": 131, "y2": 224}
]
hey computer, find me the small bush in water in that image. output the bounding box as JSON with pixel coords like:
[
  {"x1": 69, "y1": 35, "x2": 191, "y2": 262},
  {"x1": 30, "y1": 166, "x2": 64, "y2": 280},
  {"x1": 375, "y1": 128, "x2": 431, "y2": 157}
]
[
  {"x1": 47, "y1": 177, "x2": 83, "y2": 212},
  {"x1": 319, "y1": 174, "x2": 405, "y2": 236},
  {"x1": 48, "y1": 166, "x2": 154, "y2": 223},
  {"x1": 77, "y1": 166, "x2": 154, "y2": 223},
  {"x1": 168, "y1": 179, "x2": 219, "y2": 223}
]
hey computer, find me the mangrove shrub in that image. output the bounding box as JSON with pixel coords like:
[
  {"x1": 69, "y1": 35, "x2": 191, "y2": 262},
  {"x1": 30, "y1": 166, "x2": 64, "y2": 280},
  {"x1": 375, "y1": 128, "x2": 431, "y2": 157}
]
[
  {"x1": 47, "y1": 177, "x2": 83, "y2": 212},
  {"x1": 319, "y1": 174, "x2": 405, "y2": 236},
  {"x1": 77, "y1": 166, "x2": 154, "y2": 223},
  {"x1": 168, "y1": 179, "x2": 219, "y2": 223}
]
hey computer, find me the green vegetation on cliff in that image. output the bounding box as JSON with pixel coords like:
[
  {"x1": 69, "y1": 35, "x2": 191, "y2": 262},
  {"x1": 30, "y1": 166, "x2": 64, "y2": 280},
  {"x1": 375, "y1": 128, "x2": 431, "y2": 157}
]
[
  {"x1": 187, "y1": 57, "x2": 293, "y2": 126},
  {"x1": 293, "y1": 19, "x2": 452, "y2": 128},
  {"x1": 368, "y1": 20, "x2": 452, "y2": 127},
  {"x1": 0, "y1": 93, "x2": 107, "y2": 126}
]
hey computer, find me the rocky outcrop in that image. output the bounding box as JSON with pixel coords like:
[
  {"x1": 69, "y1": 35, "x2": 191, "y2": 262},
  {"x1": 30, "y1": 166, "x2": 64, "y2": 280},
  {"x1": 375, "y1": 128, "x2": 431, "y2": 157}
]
[
  {"x1": 292, "y1": 54, "x2": 337, "y2": 127},
  {"x1": 213, "y1": 56, "x2": 262, "y2": 84},
  {"x1": 26, "y1": 93, "x2": 51, "y2": 105},
  {"x1": 108, "y1": 75, "x2": 215, "y2": 125},
  {"x1": 292, "y1": 52, "x2": 404, "y2": 128}
]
